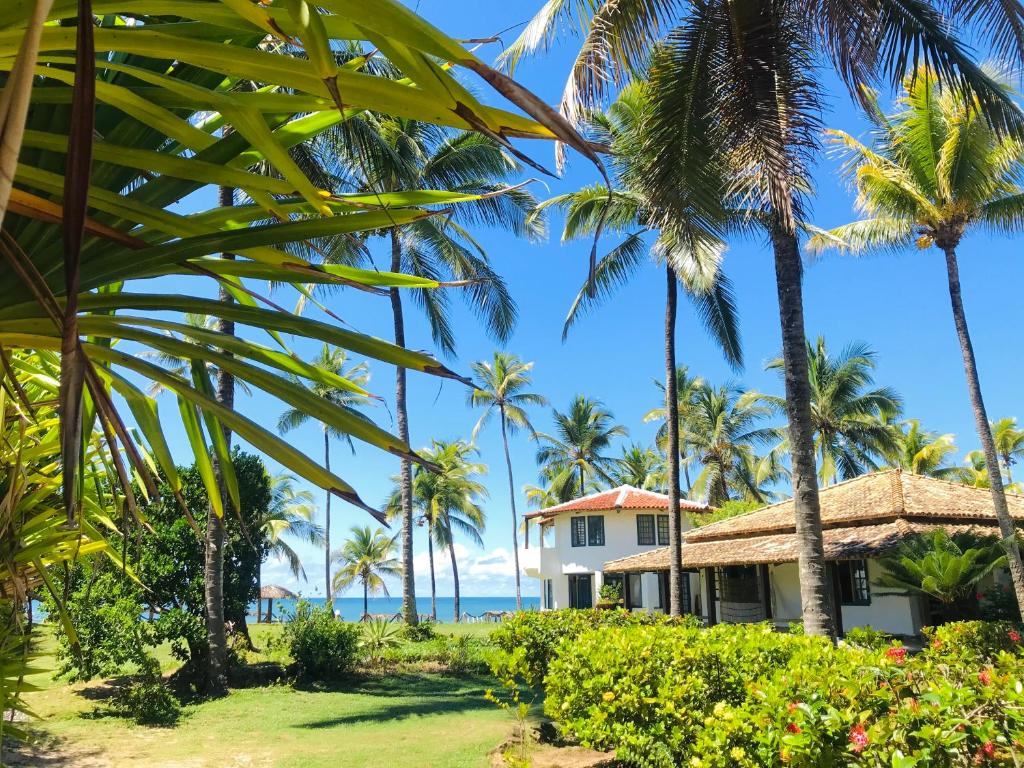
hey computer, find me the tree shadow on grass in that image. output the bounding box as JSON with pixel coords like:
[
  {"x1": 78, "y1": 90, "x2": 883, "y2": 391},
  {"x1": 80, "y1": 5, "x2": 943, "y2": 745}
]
[
  {"x1": 2, "y1": 732, "x2": 106, "y2": 767},
  {"x1": 295, "y1": 673, "x2": 497, "y2": 728}
]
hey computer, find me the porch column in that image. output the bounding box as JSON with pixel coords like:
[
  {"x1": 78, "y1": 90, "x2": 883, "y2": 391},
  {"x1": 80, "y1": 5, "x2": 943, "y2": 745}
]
[
  {"x1": 703, "y1": 567, "x2": 717, "y2": 626},
  {"x1": 759, "y1": 564, "x2": 773, "y2": 621}
]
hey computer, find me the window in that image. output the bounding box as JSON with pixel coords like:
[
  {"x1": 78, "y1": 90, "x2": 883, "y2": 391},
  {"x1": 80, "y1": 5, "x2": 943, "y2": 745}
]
[
  {"x1": 657, "y1": 514, "x2": 670, "y2": 545},
  {"x1": 628, "y1": 573, "x2": 643, "y2": 608},
  {"x1": 720, "y1": 565, "x2": 760, "y2": 604},
  {"x1": 587, "y1": 515, "x2": 605, "y2": 546},
  {"x1": 568, "y1": 574, "x2": 593, "y2": 608},
  {"x1": 636, "y1": 514, "x2": 655, "y2": 545},
  {"x1": 571, "y1": 516, "x2": 587, "y2": 547},
  {"x1": 836, "y1": 560, "x2": 871, "y2": 605},
  {"x1": 713, "y1": 567, "x2": 723, "y2": 601},
  {"x1": 544, "y1": 579, "x2": 553, "y2": 609}
]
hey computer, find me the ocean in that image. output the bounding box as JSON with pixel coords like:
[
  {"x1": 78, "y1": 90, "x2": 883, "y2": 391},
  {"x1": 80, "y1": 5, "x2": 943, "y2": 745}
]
[{"x1": 251, "y1": 595, "x2": 540, "y2": 623}]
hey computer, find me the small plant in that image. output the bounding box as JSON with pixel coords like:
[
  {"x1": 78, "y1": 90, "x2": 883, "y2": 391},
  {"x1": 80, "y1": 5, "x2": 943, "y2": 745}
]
[
  {"x1": 114, "y1": 658, "x2": 181, "y2": 727},
  {"x1": 843, "y1": 625, "x2": 892, "y2": 650},
  {"x1": 598, "y1": 582, "x2": 623, "y2": 606},
  {"x1": 284, "y1": 601, "x2": 360, "y2": 681},
  {"x1": 361, "y1": 617, "x2": 403, "y2": 668},
  {"x1": 400, "y1": 621, "x2": 437, "y2": 643}
]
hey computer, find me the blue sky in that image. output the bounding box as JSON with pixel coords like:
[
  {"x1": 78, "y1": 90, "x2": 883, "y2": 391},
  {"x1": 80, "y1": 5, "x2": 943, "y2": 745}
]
[{"x1": 153, "y1": 2, "x2": 1024, "y2": 598}]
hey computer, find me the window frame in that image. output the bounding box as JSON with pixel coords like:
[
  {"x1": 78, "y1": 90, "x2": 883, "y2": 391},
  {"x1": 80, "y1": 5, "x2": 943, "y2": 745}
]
[
  {"x1": 587, "y1": 515, "x2": 605, "y2": 547},
  {"x1": 837, "y1": 559, "x2": 871, "y2": 606},
  {"x1": 657, "y1": 514, "x2": 670, "y2": 546},
  {"x1": 570, "y1": 516, "x2": 587, "y2": 547},
  {"x1": 627, "y1": 572, "x2": 643, "y2": 609},
  {"x1": 544, "y1": 579, "x2": 553, "y2": 610},
  {"x1": 636, "y1": 514, "x2": 655, "y2": 545}
]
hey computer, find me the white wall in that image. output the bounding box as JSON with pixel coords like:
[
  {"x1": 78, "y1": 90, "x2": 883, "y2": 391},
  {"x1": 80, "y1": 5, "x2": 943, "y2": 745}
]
[{"x1": 535, "y1": 508, "x2": 691, "y2": 610}]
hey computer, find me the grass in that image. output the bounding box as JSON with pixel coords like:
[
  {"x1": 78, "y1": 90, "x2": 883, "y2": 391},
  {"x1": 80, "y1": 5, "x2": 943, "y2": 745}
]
[{"x1": 11, "y1": 621, "x2": 517, "y2": 768}]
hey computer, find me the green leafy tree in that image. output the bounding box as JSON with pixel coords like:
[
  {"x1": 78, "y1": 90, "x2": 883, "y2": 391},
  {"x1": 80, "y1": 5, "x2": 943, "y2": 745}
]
[
  {"x1": 886, "y1": 420, "x2": 966, "y2": 481},
  {"x1": 469, "y1": 352, "x2": 547, "y2": 611},
  {"x1": 332, "y1": 526, "x2": 401, "y2": 620},
  {"x1": 808, "y1": 70, "x2": 1024, "y2": 614},
  {"x1": 611, "y1": 444, "x2": 666, "y2": 492},
  {"x1": 278, "y1": 345, "x2": 372, "y2": 605},
  {"x1": 877, "y1": 530, "x2": 1008, "y2": 620},
  {"x1": 764, "y1": 338, "x2": 903, "y2": 485},
  {"x1": 535, "y1": 396, "x2": 628, "y2": 502},
  {"x1": 993, "y1": 418, "x2": 1024, "y2": 485}
]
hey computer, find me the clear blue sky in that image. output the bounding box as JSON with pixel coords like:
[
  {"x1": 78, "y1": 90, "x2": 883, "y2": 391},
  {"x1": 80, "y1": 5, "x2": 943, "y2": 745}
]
[{"x1": 151, "y1": 2, "x2": 1024, "y2": 598}]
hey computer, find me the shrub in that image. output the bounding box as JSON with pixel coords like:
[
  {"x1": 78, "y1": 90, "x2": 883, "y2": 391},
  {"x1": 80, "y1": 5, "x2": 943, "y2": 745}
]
[
  {"x1": 114, "y1": 659, "x2": 181, "y2": 727},
  {"x1": 361, "y1": 617, "x2": 403, "y2": 668},
  {"x1": 980, "y1": 584, "x2": 1022, "y2": 622},
  {"x1": 400, "y1": 621, "x2": 437, "y2": 642},
  {"x1": 284, "y1": 601, "x2": 360, "y2": 681},
  {"x1": 841, "y1": 625, "x2": 892, "y2": 650},
  {"x1": 924, "y1": 619, "x2": 1024, "y2": 663}
]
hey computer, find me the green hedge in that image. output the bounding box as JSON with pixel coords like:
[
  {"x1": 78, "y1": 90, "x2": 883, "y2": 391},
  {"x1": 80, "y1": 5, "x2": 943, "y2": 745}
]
[
  {"x1": 283, "y1": 601, "x2": 361, "y2": 681},
  {"x1": 502, "y1": 614, "x2": 1024, "y2": 767}
]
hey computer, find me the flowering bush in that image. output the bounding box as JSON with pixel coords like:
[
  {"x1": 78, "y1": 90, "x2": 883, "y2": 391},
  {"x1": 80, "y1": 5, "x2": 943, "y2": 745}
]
[{"x1": 521, "y1": 621, "x2": 1024, "y2": 767}]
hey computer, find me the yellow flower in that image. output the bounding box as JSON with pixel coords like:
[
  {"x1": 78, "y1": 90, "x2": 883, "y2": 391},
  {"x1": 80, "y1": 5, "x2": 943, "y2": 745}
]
[
  {"x1": 730, "y1": 747, "x2": 746, "y2": 761},
  {"x1": 602, "y1": 691, "x2": 616, "y2": 702}
]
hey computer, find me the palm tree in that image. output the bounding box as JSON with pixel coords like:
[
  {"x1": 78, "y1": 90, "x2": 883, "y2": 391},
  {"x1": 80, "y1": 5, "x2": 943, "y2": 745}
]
[
  {"x1": 468, "y1": 353, "x2": 548, "y2": 611},
  {"x1": 763, "y1": 338, "x2": 903, "y2": 486},
  {"x1": 333, "y1": 526, "x2": 401, "y2": 620},
  {"x1": 261, "y1": 473, "x2": 324, "y2": 584},
  {"x1": 686, "y1": 382, "x2": 778, "y2": 506},
  {"x1": 535, "y1": 396, "x2": 629, "y2": 503},
  {"x1": 278, "y1": 345, "x2": 372, "y2": 606},
  {"x1": 611, "y1": 444, "x2": 666, "y2": 491},
  {"x1": 534, "y1": 86, "x2": 740, "y2": 618},
  {"x1": 322, "y1": 117, "x2": 543, "y2": 625},
  {"x1": 807, "y1": 70, "x2": 1024, "y2": 615},
  {"x1": 993, "y1": 418, "x2": 1024, "y2": 485},
  {"x1": 501, "y1": 0, "x2": 1024, "y2": 640},
  {"x1": 643, "y1": 367, "x2": 707, "y2": 494},
  {"x1": 961, "y1": 451, "x2": 1024, "y2": 495},
  {"x1": 886, "y1": 420, "x2": 967, "y2": 481}
]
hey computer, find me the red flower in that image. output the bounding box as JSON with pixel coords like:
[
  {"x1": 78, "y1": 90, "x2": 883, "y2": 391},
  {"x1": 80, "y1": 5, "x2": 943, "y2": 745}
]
[
  {"x1": 849, "y1": 724, "x2": 869, "y2": 753},
  {"x1": 983, "y1": 742, "x2": 996, "y2": 758},
  {"x1": 932, "y1": 638, "x2": 943, "y2": 649},
  {"x1": 787, "y1": 701, "x2": 800, "y2": 713},
  {"x1": 1009, "y1": 630, "x2": 1021, "y2": 643},
  {"x1": 786, "y1": 722, "x2": 802, "y2": 734},
  {"x1": 885, "y1": 646, "x2": 907, "y2": 663},
  {"x1": 977, "y1": 592, "x2": 985, "y2": 601},
  {"x1": 979, "y1": 669, "x2": 993, "y2": 686}
]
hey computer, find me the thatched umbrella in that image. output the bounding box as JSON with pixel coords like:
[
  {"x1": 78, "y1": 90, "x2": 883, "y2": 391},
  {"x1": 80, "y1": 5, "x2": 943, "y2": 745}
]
[{"x1": 259, "y1": 584, "x2": 296, "y2": 623}]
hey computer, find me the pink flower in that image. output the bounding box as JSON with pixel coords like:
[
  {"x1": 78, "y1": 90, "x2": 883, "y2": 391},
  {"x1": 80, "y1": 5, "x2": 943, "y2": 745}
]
[
  {"x1": 983, "y1": 742, "x2": 996, "y2": 758},
  {"x1": 787, "y1": 701, "x2": 800, "y2": 713},
  {"x1": 786, "y1": 722, "x2": 802, "y2": 734},
  {"x1": 1009, "y1": 630, "x2": 1021, "y2": 643},
  {"x1": 979, "y1": 669, "x2": 993, "y2": 686},
  {"x1": 849, "y1": 724, "x2": 869, "y2": 753},
  {"x1": 885, "y1": 646, "x2": 907, "y2": 664},
  {"x1": 932, "y1": 638, "x2": 943, "y2": 649}
]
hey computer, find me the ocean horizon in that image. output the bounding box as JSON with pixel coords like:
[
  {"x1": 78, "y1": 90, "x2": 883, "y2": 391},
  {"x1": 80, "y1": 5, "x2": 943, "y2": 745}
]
[{"x1": 251, "y1": 595, "x2": 540, "y2": 623}]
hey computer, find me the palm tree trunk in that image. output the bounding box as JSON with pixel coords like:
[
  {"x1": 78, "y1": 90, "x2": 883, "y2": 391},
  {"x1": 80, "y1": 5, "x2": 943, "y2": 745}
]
[
  {"x1": 942, "y1": 244, "x2": 1024, "y2": 611},
  {"x1": 446, "y1": 516, "x2": 461, "y2": 623},
  {"x1": 578, "y1": 464, "x2": 585, "y2": 498},
  {"x1": 499, "y1": 407, "x2": 523, "y2": 611},
  {"x1": 665, "y1": 266, "x2": 684, "y2": 617},
  {"x1": 769, "y1": 222, "x2": 833, "y2": 638},
  {"x1": 363, "y1": 578, "x2": 369, "y2": 620},
  {"x1": 390, "y1": 230, "x2": 417, "y2": 625},
  {"x1": 428, "y1": 529, "x2": 437, "y2": 621},
  {"x1": 324, "y1": 430, "x2": 332, "y2": 611},
  {"x1": 203, "y1": 178, "x2": 234, "y2": 694}
]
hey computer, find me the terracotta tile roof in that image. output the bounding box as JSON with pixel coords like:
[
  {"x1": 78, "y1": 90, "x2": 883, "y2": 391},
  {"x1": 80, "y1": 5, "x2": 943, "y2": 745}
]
[
  {"x1": 523, "y1": 485, "x2": 711, "y2": 520},
  {"x1": 602, "y1": 470, "x2": 1023, "y2": 572}
]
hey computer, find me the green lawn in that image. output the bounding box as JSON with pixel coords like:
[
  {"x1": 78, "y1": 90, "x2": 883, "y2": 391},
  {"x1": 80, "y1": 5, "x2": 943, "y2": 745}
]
[{"x1": 11, "y1": 622, "x2": 517, "y2": 768}]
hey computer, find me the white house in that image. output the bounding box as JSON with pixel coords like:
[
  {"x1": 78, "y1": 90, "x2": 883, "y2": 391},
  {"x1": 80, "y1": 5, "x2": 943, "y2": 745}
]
[
  {"x1": 522, "y1": 485, "x2": 712, "y2": 613},
  {"x1": 602, "y1": 470, "x2": 1023, "y2": 637}
]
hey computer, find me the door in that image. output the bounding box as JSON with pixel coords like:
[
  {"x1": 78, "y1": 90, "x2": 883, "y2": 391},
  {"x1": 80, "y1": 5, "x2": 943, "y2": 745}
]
[{"x1": 568, "y1": 574, "x2": 593, "y2": 609}]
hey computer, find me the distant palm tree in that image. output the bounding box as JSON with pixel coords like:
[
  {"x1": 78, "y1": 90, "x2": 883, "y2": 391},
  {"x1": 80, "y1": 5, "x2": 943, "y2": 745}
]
[
  {"x1": 993, "y1": 418, "x2": 1024, "y2": 485},
  {"x1": 388, "y1": 440, "x2": 488, "y2": 621},
  {"x1": 535, "y1": 396, "x2": 628, "y2": 502},
  {"x1": 261, "y1": 473, "x2": 324, "y2": 583},
  {"x1": 468, "y1": 352, "x2": 547, "y2": 611},
  {"x1": 686, "y1": 383, "x2": 777, "y2": 506},
  {"x1": 764, "y1": 338, "x2": 903, "y2": 485},
  {"x1": 886, "y1": 421, "x2": 966, "y2": 481},
  {"x1": 808, "y1": 70, "x2": 1024, "y2": 612},
  {"x1": 278, "y1": 345, "x2": 371, "y2": 605},
  {"x1": 643, "y1": 367, "x2": 706, "y2": 494},
  {"x1": 612, "y1": 444, "x2": 666, "y2": 491},
  {"x1": 333, "y1": 526, "x2": 401, "y2": 620},
  {"x1": 962, "y1": 451, "x2": 1024, "y2": 495},
  {"x1": 325, "y1": 116, "x2": 543, "y2": 625}
]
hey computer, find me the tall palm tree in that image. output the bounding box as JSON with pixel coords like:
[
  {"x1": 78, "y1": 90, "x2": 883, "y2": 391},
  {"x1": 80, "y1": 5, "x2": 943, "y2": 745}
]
[
  {"x1": 807, "y1": 70, "x2": 1024, "y2": 615},
  {"x1": 993, "y1": 418, "x2": 1024, "y2": 485},
  {"x1": 468, "y1": 353, "x2": 548, "y2": 611},
  {"x1": 535, "y1": 396, "x2": 628, "y2": 502},
  {"x1": 323, "y1": 117, "x2": 543, "y2": 625},
  {"x1": 644, "y1": 367, "x2": 707, "y2": 494},
  {"x1": 686, "y1": 382, "x2": 778, "y2": 506},
  {"x1": 261, "y1": 473, "x2": 324, "y2": 584},
  {"x1": 502, "y1": 0, "x2": 1024, "y2": 639},
  {"x1": 763, "y1": 338, "x2": 903, "y2": 485},
  {"x1": 612, "y1": 444, "x2": 666, "y2": 491},
  {"x1": 534, "y1": 85, "x2": 739, "y2": 617},
  {"x1": 278, "y1": 345, "x2": 372, "y2": 606},
  {"x1": 333, "y1": 526, "x2": 401, "y2": 620},
  {"x1": 886, "y1": 420, "x2": 967, "y2": 481},
  {"x1": 962, "y1": 451, "x2": 1024, "y2": 495}
]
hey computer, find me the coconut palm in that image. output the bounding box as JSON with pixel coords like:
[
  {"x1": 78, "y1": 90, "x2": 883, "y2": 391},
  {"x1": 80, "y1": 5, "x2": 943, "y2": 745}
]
[
  {"x1": 993, "y1": 418, "x2": 1024, "y2": 484},
  {"x1": 501, "y1": 0, "x2": 1024, "y2": 639},
  {"x1": 535, "y1": 396, "x2": 629, "y2": 502},
  {"x1": 278, "y1": 346, "x2": 372, "y2": 605},
  {"x1": 886, "y1": 420, "x2": 967, "y2": 481},
  {"x1": 612, "y1": 444, "x2": 667, "y2": 491},
  {"x1": 807, "y1": 70, "x2": 1024, "y2": 615},
  {"x1": 468, "y1": 353, "x2": 548, "y2": 611},
  {"x1": 644, "y1": 367, "x2": 708, "y2": 494},
  {"x1": 961, "y1": 451, "x2": 1024, "y2": 494},
  {"x1": 333, "y1": 526, "x2": 401, "y2": 620},
  {"x1": 686, "y1": 382, "x2": 778, "y2": 506},
  {"x1": 319, "y1": 117, "x2": 543, "y2": 625},
  {"x1": 763, "y1": 338, "x2": 903, "y2": 486},
  {"x1": 261, "y1": 473, "x2": 324, "y2": 583}
]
